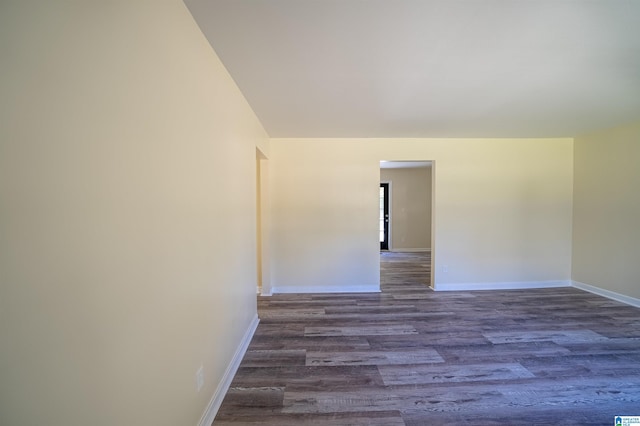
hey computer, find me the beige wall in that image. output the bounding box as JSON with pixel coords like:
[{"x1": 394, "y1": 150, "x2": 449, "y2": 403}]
[
  {"x1": 0, "y1": 2, "x2": 268, "y2": 426},
  {"x1": 380, "y1": 167, "x2": 432, "y2": 250},
  {"x1": 270, "y1": 141, "x2": 381, "y2": 292},
  {"x1": 572, "y1": 120, "x2": 640, "y2": 299},
  {"x1": 271, "y1": 138, "x2": 573, "y2": 291}
]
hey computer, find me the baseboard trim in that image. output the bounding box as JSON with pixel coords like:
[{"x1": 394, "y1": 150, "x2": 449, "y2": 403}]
[
  {"x1": 198, "y1": 314, "x2": 259, "y2": 426},
  {"x1": 572, "y1": 280, "x2": 640, "y2": 309},
  {"x1": 434, "y1": 280, "x2": 571, "y2": 292},
  {"x1": 390, "y1": 248, "x2": 431, "y2": 252},
  {"x1": 260, "y1": 285, "x2": 272, "y2": 296},
  {"x1": 271, "y1": 285, "x2": 380, "y2": 294}
]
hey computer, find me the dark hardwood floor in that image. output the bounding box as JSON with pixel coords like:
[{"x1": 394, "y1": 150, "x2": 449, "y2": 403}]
[{"x1": 213, "y1": 251, "x2": 640, "y2": 425}]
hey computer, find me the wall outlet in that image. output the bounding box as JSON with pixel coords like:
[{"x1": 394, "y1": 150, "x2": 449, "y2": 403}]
[
  {"x1": 196, "y1": 365, "x2": 204, "y2": 392},
  {"x1": 442, "y1": 265, "x2": 449, "y2": 273}
]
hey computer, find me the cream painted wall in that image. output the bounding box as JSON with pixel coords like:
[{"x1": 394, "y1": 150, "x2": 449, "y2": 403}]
[
  {"x1": 271, "y1": 138, "x2": 573, "y2": 291},
  {"x1": 270, "y1": 141, "x2": 381, "y2": 292},
  {"x1": 0, "y1": 2, "x2": 267, "y2": 426},
  {"x1": 380, "y1": 167, "x2": 432, "y2": 250},
  {"x1": 572, "y1": 120, "x2": 640, "y2": 299}
]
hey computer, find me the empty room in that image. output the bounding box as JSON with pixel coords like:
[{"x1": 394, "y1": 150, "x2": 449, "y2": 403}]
[{"x1": 1, "y1": 1, "x2": 640, "y2": 426}]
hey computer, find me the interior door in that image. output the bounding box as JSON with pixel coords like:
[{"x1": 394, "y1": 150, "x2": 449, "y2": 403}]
[{"x1": 380, "y1": 183, "x2": 389, "y2": 250}]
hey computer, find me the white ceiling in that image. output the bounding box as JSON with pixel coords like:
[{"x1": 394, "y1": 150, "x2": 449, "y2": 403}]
[{"x1": 185, "y1": 0, "x2": 640, "y2": 138}]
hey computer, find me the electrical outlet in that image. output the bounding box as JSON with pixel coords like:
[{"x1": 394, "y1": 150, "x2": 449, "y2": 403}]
[
  {"x1": 442, "y1": 265, "x2": 449, "y2": 273},
  {"x1": 196, "y1": 365, "x2": 204, "y2": 392}
]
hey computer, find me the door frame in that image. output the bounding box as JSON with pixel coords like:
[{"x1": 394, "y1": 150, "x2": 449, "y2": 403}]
[
  {"x1": 379, "y1": 160, "x2": 434, "y2": 289},
  {"x1": 256, "y1": 148, "x2": 271, "y2": 295}
]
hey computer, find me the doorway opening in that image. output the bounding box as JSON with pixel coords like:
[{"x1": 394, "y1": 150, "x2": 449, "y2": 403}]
[
  {"x1": 256, "y1": 148, "x2": 270, "y2": 295},
  {"x1": 380, "y1": 160, "x2": 434, "y2": 288}
]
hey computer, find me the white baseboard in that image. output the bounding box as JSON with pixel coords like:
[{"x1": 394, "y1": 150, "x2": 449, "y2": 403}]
[
  {"x1": 271, "y1": 285, "x2": 380, "y2": 294},
  {"x1": 390, "y1": 248, "x2": 431, "y2": 252},
  {"x1": 572, "y1": 280, "x2": 640, "y2": 309},
  {"x1": 260, "y1": 284, "x2": 272, "y2": 296},
  {"x1": 198, "y1": 314, "x2": 259, "y2": 426},
  {"x1": 434, "y1": 280, "x2": 571, "y2": 292}
]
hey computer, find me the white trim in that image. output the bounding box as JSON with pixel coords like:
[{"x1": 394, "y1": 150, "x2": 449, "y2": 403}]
[
  {"x1": 261, "y1": 282, "x2": 272, "y2": 297},
  {"x1": 390, "y1": 248, "x2": 431, "y2": 253},
  {"x1": 271, "y1": 285, "x2": 380, "y2": 294},
  {"x1": 572, "y1": 280, "x2": 640, "y2": 309},
  {"x1": 434, "y1": 280, "x2": 571, "y2": 292},
  {"x1": 198, "y1": 314, "x2": 259, "y2": 426}
]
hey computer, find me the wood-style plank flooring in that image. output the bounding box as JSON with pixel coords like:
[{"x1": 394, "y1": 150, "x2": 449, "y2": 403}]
[{"x1": 213, "y1": 251, "x2": 640, "y2": 425}]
